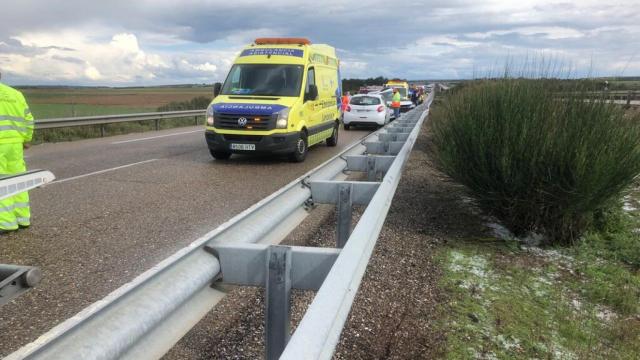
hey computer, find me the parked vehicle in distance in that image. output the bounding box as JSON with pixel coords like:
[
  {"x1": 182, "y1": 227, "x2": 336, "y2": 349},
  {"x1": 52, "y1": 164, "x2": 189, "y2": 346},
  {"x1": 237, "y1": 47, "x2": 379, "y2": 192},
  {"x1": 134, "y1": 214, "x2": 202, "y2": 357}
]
[
  {"x1": 342, "y1": 94, "x2": 391, "y2": 130},
  {"x1": 385, "y1": 79, "x2": 409, "y2": 95},
  {"x1": 205, "y1": 37, "x2": 342, "y2": 162},
  {"x1": 377, "y1": 88, "x2": 415, "y2": 115}
]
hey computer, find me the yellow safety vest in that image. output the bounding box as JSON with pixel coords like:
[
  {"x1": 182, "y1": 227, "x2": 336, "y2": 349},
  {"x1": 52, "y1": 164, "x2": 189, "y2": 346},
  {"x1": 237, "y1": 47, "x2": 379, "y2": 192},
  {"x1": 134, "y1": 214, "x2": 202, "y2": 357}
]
[
  {"x1": 0, "y1": 83, "x2": 33, "y2": 144},
  {"x1": 391, "y1": 92, "x2": 401, "y2": 108}
]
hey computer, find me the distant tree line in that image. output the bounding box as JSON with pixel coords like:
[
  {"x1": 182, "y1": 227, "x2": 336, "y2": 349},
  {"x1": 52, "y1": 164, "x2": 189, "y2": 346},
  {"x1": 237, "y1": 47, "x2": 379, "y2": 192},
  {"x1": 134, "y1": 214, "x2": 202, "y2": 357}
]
[
  {"x1": 456, "y1": 78, "x2": 637, "y2": 93},
  {"x1": 342, "y1": 76, "x2": 397, "y2": 93}
]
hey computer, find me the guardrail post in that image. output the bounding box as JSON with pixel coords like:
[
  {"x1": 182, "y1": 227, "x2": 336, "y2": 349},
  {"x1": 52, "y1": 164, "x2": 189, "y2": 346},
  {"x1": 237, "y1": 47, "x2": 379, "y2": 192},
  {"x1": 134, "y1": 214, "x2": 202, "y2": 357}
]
[
  {"x1": 628, "y1": 91, "x2": 633, "y2": 108},
  {"x1": 266, "y1": 245, "x2": 292, "y2": 360},
  {"x1": 155, "y1": 119, "x2": 160, "y2": 131},
  {"x1": 337, "y1": 183, "x2": 353, "y2": 248},
  {"x1": 366, "y1": 156, "x2": 377, "y2": 182},
  {"x1": 100, "y1": 125, "x2": 106, "y2": 137}
]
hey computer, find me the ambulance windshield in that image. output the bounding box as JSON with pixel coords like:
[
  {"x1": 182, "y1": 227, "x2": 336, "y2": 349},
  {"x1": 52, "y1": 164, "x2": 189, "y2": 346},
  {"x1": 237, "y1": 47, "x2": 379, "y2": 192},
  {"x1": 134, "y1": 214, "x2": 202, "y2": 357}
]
[{"x1": 221, "y1": 64, "x2": 304, "y2": 97}]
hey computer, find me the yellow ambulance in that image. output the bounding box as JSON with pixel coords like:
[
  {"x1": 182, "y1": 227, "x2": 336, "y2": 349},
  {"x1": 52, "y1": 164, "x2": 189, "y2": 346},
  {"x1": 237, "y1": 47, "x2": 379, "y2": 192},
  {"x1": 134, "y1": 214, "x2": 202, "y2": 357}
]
[
  {"x1": 205, "y1": 38, "x2": 342, "y2": 162},
  {"x1": 383, "y1": 79, "x2": 414, "y2": 112},
  {"x1": 385, "y1": 80, "x2": 409, "y2": 98}
]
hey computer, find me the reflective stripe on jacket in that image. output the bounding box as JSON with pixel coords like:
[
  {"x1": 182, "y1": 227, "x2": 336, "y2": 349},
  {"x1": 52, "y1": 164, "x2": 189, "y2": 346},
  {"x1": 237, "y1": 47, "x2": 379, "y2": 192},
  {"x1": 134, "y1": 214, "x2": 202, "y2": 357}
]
[{"x1": 0, "y1": 83, "x2": 34, "y2": 144}]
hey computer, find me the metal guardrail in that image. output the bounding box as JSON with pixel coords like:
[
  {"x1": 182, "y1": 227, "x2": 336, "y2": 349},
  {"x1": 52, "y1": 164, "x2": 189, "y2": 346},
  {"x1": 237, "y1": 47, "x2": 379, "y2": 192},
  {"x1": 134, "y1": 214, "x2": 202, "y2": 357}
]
[
  {"x1": 281, "y1": 98, "x2": 431, "y2": 359},
  {"x1": 588, "y1": 91, "x2": 639, "y2": 106},
  {"x1": 35, "y1": 110, "x2": 206, "y2": 134},
  {"x1": 8, "y1": 92, "x2": 434, "y2": 360}
]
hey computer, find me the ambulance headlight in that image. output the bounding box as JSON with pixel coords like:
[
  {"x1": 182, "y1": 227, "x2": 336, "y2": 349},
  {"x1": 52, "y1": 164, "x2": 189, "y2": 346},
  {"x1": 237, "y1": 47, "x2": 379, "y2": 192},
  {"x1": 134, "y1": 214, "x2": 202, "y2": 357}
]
[
  {"x1": 275, "y1": 107, "x2": 290, "y2": 129},
  {"x1": 206, "y1": 104, "x2": 215, "y2": 126}
]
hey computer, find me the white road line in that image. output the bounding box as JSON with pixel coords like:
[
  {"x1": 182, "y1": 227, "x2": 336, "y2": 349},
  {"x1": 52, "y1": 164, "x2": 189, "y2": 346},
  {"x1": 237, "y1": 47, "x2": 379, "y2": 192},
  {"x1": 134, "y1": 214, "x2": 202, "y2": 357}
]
[
  {"x1": 54, "y1": 159, "x2": 159, "y2": 184},
  {"x1": 111, "y1": 129, "x2": 202, "y2": 145}
]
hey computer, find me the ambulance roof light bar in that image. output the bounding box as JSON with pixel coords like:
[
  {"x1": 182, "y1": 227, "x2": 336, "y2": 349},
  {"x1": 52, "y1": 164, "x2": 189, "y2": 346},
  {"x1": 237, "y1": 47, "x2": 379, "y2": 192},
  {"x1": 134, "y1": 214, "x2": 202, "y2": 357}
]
[{"x1": 254, "y1": 38, "x2": 311, "y2": 45}]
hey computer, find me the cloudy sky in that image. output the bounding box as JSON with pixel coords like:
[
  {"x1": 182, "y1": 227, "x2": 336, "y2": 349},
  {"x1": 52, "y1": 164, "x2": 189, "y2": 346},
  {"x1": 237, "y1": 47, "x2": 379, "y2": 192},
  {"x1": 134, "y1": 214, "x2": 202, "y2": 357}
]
[{"x1": 1, "y1": 0, "x2": 639, "y2": 86}]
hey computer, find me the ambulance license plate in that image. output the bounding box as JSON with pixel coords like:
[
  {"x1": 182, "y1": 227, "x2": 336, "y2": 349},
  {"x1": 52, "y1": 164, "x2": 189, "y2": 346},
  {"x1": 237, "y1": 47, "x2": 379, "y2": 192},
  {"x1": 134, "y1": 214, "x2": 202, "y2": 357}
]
[{"x1": 230, "y1": 143, "x2": 255, "y2": 151}]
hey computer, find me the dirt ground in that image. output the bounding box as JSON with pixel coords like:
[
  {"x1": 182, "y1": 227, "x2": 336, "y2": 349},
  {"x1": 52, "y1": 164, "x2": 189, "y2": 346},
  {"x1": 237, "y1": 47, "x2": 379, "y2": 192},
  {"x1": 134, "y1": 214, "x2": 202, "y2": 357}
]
[{"x1": 163, "y1": 118, "x2": 483, "y2": 359}]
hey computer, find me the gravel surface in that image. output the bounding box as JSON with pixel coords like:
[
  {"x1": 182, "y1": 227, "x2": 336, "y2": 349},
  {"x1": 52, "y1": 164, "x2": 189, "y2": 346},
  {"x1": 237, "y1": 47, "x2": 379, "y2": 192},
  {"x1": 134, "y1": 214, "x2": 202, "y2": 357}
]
[
  {"x1": 333, "y1": 118, "x2": 479, "y2": 359},
  {"x1": 162, "y1": 111, "x2": 480, "y2": 359}
]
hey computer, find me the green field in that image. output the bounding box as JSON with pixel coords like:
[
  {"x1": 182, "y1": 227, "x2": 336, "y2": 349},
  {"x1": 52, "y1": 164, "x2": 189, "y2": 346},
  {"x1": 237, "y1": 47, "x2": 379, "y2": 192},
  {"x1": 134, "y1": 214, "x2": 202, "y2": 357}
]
[
  {"x1": 16, "y1": 86, "x2": 213, "y2": 142},
  {"x1": 29, "y1": 103, "x2": 155, "y2": 119},
  {"x1": 20, "y1": 86, "x2": 212, "y2": 119}
]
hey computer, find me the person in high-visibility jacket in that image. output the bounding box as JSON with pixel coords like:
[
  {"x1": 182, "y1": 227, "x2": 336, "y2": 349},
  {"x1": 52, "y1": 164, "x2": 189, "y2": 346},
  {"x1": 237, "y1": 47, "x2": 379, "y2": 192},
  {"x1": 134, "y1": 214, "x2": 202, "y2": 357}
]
[
  {"x1": 0, "y1": 72, "x2": 34, "y2": 232},
  {"x1": 341, "y1": 92, "x2": 350, "y2": 121},
  {"x1": 341, "y1": 92, "x2": 350, "y2": 112},
  {"x1": 391, "y1": 88, "x2": 402, "y2": 119}
]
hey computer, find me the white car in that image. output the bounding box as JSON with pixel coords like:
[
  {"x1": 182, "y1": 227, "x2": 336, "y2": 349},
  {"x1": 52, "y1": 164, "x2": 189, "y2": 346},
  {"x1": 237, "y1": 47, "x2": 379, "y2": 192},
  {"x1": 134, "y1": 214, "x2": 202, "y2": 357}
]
[{"x1": 342, "y1": 94, "x2": 391, "y2": 130}]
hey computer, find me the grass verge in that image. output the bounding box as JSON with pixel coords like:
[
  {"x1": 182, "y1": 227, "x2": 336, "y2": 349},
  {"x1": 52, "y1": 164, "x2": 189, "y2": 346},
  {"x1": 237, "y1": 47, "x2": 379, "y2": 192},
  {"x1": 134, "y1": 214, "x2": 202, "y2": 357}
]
[
  {"x1": 437, "y1": 239, "x2": 640, "y2": 359},
  {"x1": 436, "y1": 195, "x2": 640, "y2": 359}
]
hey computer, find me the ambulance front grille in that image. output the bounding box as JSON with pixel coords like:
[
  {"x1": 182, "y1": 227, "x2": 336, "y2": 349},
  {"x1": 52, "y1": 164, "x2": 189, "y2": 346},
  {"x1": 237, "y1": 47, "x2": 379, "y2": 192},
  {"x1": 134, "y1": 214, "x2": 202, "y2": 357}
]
[
  {"x1": 222, "y1": 134, "x2": 264, "y2": 143},
  {"x1": 214, "y1": 113, "x2": 275, "y2": 130}
]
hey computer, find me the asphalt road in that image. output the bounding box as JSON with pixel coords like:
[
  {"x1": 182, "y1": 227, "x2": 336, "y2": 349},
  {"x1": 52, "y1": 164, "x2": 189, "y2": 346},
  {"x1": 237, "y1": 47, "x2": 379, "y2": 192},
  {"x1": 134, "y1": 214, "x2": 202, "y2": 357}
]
[{"x1": 0, "y1": 125, "x2": 371, "y2": 357}]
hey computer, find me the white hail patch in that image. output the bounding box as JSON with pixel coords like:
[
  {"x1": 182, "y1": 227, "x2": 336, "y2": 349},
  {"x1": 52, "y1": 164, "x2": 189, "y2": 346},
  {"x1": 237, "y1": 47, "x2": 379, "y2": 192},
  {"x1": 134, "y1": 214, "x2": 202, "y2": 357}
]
[
  {"x1": 595, "y1": 306, "x2": 618, "y2": 322},
  {"x1": 449, "y1": 251, "x2": 490, "y2": 278},
  {"x1": 522, "y1": 246, "x2": 576, "y2": 268},
  {"x1": 485, "y1": 222, "x2": 515, "y2": 241}
]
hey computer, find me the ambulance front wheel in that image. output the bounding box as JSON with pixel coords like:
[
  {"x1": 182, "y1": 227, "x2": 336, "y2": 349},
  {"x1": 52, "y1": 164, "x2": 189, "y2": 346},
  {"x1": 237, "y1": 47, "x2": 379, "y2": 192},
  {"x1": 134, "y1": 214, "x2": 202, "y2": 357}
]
[
  {"x1": 326, "y1": 123, "x2": 339, "y2": 147},
  {"x1": 289, "y1": 132, "x2": 308, "y2": 163}
]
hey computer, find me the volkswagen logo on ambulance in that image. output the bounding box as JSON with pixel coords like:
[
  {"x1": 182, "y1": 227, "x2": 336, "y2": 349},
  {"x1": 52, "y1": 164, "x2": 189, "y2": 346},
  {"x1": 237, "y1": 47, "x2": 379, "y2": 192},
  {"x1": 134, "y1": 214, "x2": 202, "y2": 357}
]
[{"x1": 237, "y1": 117, "x2": 248, "y2": 127}]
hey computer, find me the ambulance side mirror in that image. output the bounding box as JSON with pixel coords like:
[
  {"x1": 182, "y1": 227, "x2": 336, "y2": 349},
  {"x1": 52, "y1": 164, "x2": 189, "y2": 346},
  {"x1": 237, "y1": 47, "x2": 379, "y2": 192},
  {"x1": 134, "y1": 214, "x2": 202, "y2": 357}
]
[
  {"x1": 213, "y1": 83, "x2": 222, "y2": 98},
  {"x1": 305, "y1": 85, "x2": 318, "y2": 102}
]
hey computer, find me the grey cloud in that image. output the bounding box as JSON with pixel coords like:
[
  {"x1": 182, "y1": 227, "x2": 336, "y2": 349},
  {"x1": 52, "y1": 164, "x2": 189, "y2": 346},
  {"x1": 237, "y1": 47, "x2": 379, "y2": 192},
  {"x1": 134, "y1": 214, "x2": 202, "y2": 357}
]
[
  {"x1": 0, "y1": 1, "x2": 457, "y2": 51},
  {"x1": 432, "y1": 42, "x2": 458, "y2": 47},
  {"x1": 0, "y1": 38, "x2": 46, "y2": 56},
  {"x1": 44, "y1": 45, "x2": 75, "y2": 51},
  {"x1": 0, "y1": 37, "x2": 75, "y2": 56},
  {"x1": 51, "y1": 55, "x2": 85, "y2": 64},
  {"x1": 2, "y1": 1, "x2": 634, "y2": 52},
  {"x1": 1, "y1": 0, "x2": 639, "y2": 84}
]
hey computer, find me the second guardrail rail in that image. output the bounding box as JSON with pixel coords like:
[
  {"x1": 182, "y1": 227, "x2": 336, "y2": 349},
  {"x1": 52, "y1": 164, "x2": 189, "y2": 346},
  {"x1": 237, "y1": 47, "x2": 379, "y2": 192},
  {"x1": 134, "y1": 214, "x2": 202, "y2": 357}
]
[{"x1": 35, "y1": 109, "x2": 207, "y2": 136}]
